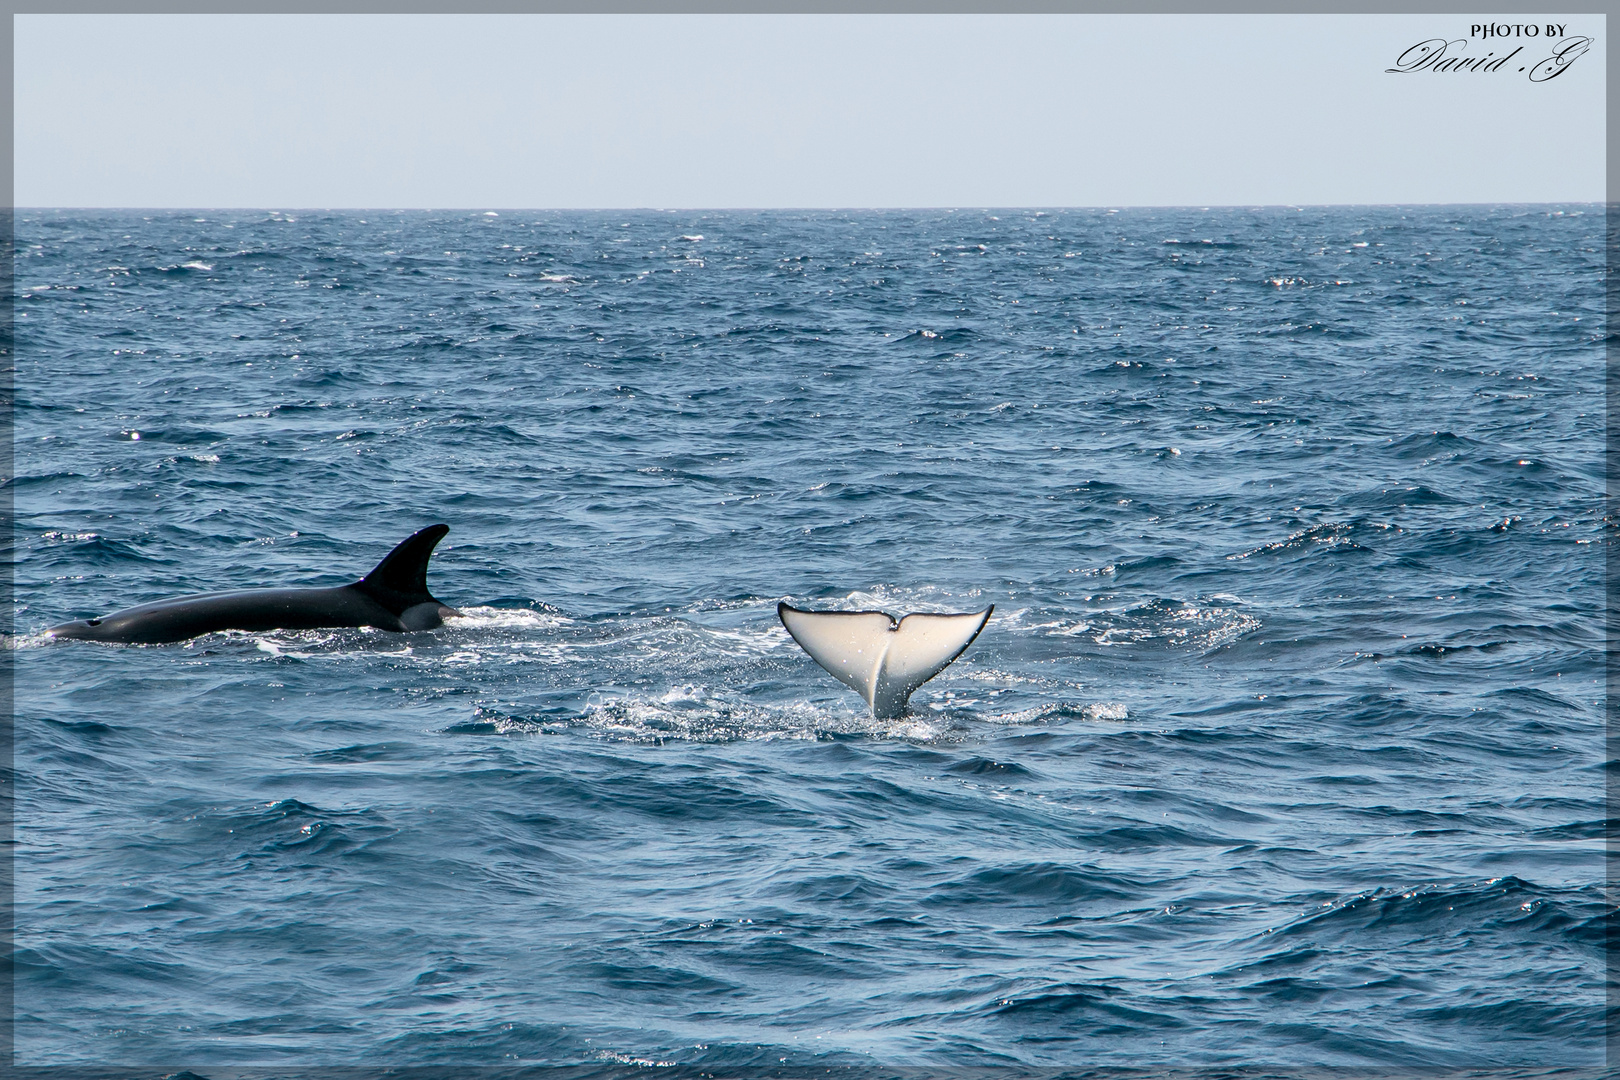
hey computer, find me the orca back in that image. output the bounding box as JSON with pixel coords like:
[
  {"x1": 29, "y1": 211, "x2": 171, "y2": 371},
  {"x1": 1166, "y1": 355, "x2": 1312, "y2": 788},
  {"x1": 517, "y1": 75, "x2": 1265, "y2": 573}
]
[{"x1": 49, "y1": 523, "x2": 461, "y2": 644}]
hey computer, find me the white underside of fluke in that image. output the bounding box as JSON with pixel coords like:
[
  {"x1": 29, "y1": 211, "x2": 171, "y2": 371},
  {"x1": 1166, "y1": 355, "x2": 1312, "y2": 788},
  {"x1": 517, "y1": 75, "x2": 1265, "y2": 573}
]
[{"x1": 778, "y1": 602, "x2": 993, "y2": 719}]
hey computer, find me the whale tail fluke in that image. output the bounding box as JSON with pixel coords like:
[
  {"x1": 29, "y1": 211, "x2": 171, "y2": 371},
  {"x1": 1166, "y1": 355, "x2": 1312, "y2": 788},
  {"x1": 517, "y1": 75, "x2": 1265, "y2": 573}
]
[
  {"x1": 358, "y1": 524, "x2": 459, "y2": 617},
  {"x1": 778, "y1": 602, "x2": 993, "y2": 719}
]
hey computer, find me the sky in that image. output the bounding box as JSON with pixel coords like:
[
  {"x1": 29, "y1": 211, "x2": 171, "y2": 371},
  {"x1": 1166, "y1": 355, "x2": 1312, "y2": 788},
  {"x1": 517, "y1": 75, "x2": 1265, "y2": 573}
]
[{"x1": 13, "y1": 13, "x2": 1607, "y2": 208}]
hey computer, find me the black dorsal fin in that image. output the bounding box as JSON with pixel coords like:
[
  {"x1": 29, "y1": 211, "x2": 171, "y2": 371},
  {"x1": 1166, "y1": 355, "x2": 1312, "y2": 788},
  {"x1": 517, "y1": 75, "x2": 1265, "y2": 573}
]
[{"x1": 357, "y1": 524, "x2": 449, "y2": 610}]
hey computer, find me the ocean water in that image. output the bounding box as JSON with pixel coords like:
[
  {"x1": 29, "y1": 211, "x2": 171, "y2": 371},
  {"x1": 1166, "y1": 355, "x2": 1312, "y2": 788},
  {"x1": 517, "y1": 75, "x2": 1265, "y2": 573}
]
[{"x1": 10, "y1": 206, "x2": 1608, "y2": 1074}]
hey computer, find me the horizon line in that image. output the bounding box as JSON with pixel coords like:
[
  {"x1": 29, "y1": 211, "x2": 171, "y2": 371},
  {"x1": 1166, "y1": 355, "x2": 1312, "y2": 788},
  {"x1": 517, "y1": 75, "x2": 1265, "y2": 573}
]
[{"x1": 14, "y1": 201, "x2": 1610, "y2": 213}]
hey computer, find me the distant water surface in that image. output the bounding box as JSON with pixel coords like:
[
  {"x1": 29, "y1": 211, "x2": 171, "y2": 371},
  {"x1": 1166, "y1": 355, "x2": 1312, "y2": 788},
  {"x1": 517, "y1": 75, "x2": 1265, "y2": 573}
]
[{"x1": 11, "y1": 206, "x2": 1607, "y2": 1072}]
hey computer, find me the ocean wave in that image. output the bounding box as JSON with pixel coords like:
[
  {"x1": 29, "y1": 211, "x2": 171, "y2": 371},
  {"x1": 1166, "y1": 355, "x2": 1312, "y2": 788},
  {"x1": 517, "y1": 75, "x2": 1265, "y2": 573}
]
[{"x1": 13, "y1": 206, "x2": 1604, "y2": 1069}]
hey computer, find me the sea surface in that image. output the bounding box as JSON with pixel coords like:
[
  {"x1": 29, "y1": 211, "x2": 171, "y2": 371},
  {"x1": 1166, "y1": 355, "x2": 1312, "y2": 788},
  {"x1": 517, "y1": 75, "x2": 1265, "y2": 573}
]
[{"x1": 10, "y1": 207, "x2": 1609, "y2": 1075}]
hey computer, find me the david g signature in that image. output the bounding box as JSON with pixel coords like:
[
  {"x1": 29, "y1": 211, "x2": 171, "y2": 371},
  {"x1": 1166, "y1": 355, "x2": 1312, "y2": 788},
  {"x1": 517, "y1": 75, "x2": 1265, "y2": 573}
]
[{"x1": 1387, "y1": 35, "x2": 1591, "y2": 81}]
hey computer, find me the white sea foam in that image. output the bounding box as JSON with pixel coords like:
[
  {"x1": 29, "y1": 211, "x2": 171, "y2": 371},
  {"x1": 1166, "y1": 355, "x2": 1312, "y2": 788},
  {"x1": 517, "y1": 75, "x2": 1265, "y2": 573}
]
[
  {"x1": 7, "y1": 629, "x2": 59, "y2": 650},
  {"x1": 572, "y1": 693, "x2": 971, "y2": 744},
  {"x1": 815, "y1": 584, "x2": 989, "y2": 615},
  {"x1": 596, "y1": 1051, "x2": 674, "y2": 1068},
  {"x1": 985, "y1": 701, "x2": 1129, "y2": 725},
  {"x1": 447, "y1": 605, "x2": 569, "y2": 630},
  {"x1": 1089, "y1": 603, "x2": 1259, "y2": 650}
]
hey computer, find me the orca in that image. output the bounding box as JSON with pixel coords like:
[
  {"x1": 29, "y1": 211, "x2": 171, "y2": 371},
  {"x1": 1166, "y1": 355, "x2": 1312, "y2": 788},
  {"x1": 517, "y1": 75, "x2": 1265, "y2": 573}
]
[
  {"x1": 778, "y1": 602, "x2": 993, "y2": 719},
  {"x1": 49, "y1": 524, "x2": 462, "y2": 645}
]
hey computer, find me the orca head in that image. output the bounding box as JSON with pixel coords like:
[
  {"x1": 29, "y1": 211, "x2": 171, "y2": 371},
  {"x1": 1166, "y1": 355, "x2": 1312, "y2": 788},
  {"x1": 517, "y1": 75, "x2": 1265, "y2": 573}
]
[{"x1": 48, "y1": 617, "x2": 111, "y2": 641}]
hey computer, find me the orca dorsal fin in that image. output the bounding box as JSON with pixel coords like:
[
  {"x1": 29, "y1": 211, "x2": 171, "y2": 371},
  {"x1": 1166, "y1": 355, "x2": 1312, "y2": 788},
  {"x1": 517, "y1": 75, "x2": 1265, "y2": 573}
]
[
  {"x1": 778, "y1": 602, "x2": 993, "y2": 719},
  {"x1": 357, "y1": 524, "x2": 450, "y2": 610}
]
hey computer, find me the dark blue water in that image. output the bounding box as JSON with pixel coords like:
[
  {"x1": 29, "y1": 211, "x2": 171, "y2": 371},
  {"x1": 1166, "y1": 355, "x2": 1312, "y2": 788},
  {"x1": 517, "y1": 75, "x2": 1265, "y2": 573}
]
[{"x1": 11, "y1": 207, "x2": 1608, "y2": 1073}]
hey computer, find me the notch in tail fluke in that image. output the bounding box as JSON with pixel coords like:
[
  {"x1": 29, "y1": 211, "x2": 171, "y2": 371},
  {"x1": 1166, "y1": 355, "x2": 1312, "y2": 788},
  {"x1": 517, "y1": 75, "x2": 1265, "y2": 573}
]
[{"x1": 778, "y1": 602, "x2": 993, "y2": 719}]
